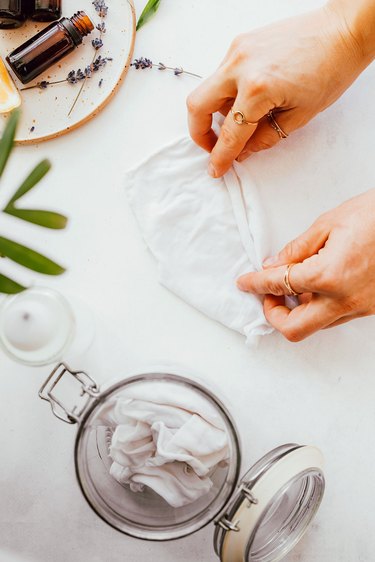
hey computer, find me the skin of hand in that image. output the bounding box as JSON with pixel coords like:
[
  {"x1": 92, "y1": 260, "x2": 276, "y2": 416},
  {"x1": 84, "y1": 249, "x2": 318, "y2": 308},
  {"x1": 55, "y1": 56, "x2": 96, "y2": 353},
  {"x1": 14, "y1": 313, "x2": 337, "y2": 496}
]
[
  {"x1": 187, "y1": 2, "x2": 373, "y2": 178},
  {"x1": 236, "y1": 189, "x2": 375, "y2": 342}
]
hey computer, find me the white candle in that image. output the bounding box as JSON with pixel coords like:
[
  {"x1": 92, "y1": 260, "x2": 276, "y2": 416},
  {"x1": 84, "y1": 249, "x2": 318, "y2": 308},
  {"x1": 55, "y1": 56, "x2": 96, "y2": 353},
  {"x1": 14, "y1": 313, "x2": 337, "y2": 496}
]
[
  {"x1": 3, "y1": 298, "x2": 57, "y2": 352},
  {"x1": 0, "y1": 287, "x2": 75, "y2": 365}
]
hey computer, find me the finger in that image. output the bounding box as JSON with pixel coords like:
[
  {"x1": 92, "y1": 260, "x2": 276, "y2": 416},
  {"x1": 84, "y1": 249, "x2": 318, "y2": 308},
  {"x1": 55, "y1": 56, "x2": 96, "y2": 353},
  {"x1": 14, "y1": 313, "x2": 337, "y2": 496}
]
[
  {"x1": 219, "y1": 99, "x2": 235, "y2": 117},
  {"x1": 298, "y1": 292, "x2": 313, "y2": 305},
  {"x1": 323, "y1": 316, "x2": 355, "y2": 329},
  {"x1": 237, "y1": 256, "x2": 322, "y2": 296},
  {"x1": 262, "y1": 219, "x2": 331, "y2": 269},
  {"x1": 263, "y1": 294, "x2": 341, "y2": 341},
  {"x1": 187, "y1": 72, "x2": 237, "y2": 153},
  {"x1": 237, "y1": 110, "x2": 293, "y2": 161},
  {"x1": 323, "y1": 311, "x2": 367, "y2": 329},
  {"x1": 209, "y1": 90, "x2": 272, "y2": 178}
]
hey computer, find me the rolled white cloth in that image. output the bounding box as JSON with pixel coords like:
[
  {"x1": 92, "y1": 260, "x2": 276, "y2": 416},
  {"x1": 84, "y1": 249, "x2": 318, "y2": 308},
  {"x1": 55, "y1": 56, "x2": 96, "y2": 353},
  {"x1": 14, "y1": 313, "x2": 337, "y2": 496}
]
[
  {"x1": 124, "y1": 136, "x2": 273, "y2": 344},
  {"x1": 109, "y1": 381, "x2": 229, "y2": 508}
]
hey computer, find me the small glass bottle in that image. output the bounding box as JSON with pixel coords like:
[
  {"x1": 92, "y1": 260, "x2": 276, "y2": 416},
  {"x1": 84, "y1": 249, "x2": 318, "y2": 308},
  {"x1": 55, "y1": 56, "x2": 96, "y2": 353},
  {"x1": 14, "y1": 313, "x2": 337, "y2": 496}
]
[
  {"x1": 0, "y1": 0, "x2": 26, "y2": 28},
  {"x1": 29, "y1": 0, "x2": 61, "y2": 22},
  {"x1": 6, "y1": 11, "x2": 94, "y2": 84}
]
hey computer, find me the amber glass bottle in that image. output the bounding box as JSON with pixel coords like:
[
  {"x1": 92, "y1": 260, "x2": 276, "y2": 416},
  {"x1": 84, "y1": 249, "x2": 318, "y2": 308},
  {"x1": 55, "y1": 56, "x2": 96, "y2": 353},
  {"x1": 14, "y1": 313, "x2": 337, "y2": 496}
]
[
  {"x1": 6, "y1": 11, "x2": 94, "y2": 84},
  {"x1": 29, "y1": 0, "x2": 61, "y2": 22},
  {"x1": 0, "y1": 0, "x2": 27, "y2": 28}
]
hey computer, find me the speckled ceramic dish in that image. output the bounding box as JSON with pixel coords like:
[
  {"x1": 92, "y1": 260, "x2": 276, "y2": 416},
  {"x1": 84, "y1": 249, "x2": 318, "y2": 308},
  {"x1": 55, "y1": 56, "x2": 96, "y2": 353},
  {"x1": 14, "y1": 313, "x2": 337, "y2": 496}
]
[{"x1": 0, "y1": 0, "x2": 135, "y2": 144}]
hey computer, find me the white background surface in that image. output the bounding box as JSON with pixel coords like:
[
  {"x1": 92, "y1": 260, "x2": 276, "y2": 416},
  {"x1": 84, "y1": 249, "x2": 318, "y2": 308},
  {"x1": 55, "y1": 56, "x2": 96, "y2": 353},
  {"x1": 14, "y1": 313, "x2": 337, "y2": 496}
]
[{"x1": 1, "y1": 0, "x2": 374, "y2": 561}]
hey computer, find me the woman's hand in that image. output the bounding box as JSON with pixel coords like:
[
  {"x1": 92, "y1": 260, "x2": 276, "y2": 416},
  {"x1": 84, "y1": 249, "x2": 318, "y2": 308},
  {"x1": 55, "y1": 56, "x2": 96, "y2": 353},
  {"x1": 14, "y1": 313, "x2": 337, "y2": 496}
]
[
  {"x1": 187, "y1": 2, "x2": 370, "y2": 178},
  {"x1": 237, "y1": 189, "x2": 375, "y2": 341}
]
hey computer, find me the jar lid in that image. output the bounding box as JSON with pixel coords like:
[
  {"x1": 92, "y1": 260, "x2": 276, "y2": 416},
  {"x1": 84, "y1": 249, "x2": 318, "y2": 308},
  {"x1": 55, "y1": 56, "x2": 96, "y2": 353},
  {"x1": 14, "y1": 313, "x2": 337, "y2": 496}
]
[{"x1": 213, "y1": 444, "x2": 325, "y2": 562}]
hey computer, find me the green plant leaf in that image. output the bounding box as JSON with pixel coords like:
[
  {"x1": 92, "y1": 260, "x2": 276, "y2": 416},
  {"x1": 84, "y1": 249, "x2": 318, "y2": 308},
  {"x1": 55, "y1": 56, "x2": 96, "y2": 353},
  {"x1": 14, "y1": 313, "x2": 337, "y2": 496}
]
[
  {"x1": 0, "y1": 272, "x2": 26, "y2": 294},
  {"x1": 0, "y1": 108, "x2": 20, "y2": 180},
  {"x1": 136, "y1": 0, "x2": 161, "y2": 30},
  {"x1": 5, "y1": 159, "x2": 51, "y2": 205},
  {"x1": 4, "y1": 207, "x2": 68, "y2": 229},
  {"x1": 0, "y1": 236, "x2": 65, "y2": 275}
]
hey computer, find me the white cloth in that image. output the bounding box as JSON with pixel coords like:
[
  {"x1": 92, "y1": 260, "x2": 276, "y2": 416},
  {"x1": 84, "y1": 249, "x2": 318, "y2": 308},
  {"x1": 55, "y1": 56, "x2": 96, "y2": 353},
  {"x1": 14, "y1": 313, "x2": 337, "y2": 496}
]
[
  {"x1": 108, "y1": 381, "x2": 229, "y2": 508},
  {"x1": 125, "y1": 137, "x2": 273, "y2": 343}
]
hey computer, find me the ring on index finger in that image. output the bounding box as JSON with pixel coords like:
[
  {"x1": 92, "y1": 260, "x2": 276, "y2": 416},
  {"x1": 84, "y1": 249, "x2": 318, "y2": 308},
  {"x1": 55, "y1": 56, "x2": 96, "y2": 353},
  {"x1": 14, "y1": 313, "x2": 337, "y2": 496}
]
[
  {"x1": 231, "y1": 107, "x2": 258, "y2": 126},
  {"x1": 283, "y1": 264, "x2": 301, "y2": 296}
]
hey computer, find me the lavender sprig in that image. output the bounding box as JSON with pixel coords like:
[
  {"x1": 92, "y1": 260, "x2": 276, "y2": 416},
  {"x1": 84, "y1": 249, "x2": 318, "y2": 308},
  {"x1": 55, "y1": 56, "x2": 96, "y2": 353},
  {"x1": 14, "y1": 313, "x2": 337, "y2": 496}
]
[
  {"x1": 21, "y1": 57, "x2": 113, "y2": 91},
  {"x1": 131, "y1": 57, "x2": 202, "y2": 79},
  {"x1": 68, "y1": 1, "x2": 109, "y2": 115}
]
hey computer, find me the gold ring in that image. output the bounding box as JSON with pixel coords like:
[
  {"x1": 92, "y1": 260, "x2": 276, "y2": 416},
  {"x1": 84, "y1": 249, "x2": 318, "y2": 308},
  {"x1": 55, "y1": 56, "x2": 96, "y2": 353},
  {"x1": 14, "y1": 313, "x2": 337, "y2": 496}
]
[
  {"x1": 267, "y1": 110, "x2": 288, "y2": 139},
  {"x1": 231, "y1": 108, "x2": 257, "y2": 126},
  {"x1": 283, "y1": 264, "x2": 300, "y2": 296}
]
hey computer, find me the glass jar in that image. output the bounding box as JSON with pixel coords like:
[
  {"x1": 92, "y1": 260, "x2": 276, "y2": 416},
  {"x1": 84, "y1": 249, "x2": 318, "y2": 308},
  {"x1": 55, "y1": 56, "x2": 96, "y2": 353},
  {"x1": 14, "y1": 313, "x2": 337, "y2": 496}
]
[{"x1": 39, "y1": 363, "x2": 325, "y2": 562}]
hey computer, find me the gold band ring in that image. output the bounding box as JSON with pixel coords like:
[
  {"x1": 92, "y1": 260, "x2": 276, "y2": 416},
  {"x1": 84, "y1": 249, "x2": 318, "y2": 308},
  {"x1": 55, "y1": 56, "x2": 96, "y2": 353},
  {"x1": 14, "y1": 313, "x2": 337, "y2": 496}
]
[
  {"x1": 231, "y1": 108, "x2": 258, "y2": 126},
  {"x1": 283, "y1": 264, "x2": 300, "y2": 296},
  {"x1": 267, "y1": 110, "x2": 288, "y2": 139}
]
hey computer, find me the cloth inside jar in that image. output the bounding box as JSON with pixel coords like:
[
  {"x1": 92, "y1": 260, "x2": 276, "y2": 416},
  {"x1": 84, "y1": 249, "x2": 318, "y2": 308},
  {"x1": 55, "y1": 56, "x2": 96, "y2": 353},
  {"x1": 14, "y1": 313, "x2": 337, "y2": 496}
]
[{"x1": 108, "y1": 381, "x2": 230, "y2": 508}]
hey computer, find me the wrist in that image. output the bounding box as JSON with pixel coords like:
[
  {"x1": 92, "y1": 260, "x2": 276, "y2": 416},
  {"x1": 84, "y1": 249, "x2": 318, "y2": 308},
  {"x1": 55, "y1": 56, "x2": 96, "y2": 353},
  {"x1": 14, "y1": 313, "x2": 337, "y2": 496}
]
[{"x1": 326, "y1": 0, "x2": 375, "y2": 65}]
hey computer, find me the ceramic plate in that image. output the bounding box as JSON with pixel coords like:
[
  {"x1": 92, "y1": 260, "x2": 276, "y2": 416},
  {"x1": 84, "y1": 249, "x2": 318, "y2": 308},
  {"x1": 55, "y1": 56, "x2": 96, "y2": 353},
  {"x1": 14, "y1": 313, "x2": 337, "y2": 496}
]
[{"x1": 0, "y1": 0, "x2": 135, "y2": 144}]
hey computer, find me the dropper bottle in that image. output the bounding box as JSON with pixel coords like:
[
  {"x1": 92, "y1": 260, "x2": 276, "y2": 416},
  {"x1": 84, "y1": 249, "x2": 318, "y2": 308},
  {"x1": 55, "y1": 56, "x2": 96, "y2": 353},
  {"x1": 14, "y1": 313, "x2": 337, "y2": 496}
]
[{"x1": 6, "y1": 11, "x2": 94, "y2": 84}]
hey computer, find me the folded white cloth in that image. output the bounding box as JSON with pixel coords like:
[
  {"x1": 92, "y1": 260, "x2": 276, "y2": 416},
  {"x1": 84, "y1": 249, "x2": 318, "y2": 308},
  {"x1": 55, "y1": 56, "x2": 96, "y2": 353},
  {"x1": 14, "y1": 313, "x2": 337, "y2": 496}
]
[
  {"x1": 125, "y1": 137, "x2": 273, "y2": 343},
  {"x1": 109, "y1": 381, "x2": 229, "y2": 508}
]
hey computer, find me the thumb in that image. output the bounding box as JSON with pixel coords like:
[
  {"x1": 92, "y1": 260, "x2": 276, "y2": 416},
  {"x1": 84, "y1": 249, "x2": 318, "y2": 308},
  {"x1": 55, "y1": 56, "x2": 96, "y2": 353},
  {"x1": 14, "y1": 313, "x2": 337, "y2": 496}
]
[{"x1": 263, "y1": 218, "x2": 330, "y2": 268}]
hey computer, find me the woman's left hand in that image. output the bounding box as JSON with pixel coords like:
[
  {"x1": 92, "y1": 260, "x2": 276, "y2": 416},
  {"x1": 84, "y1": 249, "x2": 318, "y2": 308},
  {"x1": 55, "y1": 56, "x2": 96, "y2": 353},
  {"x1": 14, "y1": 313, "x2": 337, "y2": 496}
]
[
  {"x1": 186, "y1": 3, "x2": 368, "y2": 178},
  {"x1": 237, "y1": 189, "x2": 375, "y2": 341}
]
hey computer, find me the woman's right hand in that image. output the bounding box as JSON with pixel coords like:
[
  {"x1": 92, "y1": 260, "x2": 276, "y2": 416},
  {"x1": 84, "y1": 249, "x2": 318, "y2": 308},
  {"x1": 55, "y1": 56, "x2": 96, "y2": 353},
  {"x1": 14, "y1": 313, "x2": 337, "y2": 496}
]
[
  {"x1": 187, "y1": 0, "x2": 374, "y2": 178},
  {"x1": 237, "y1": 189, "x2": 375, "y2": 341}
]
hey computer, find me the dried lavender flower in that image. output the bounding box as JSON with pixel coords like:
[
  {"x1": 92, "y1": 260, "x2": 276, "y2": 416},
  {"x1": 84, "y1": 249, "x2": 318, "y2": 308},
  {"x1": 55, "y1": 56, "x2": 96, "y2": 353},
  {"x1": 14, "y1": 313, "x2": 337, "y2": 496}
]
[
  {"x1": 92, "y1": 0, "x2": 108, "y2": 17},
  {"x1": 39, "y1": 80, "x2": 49, "y2": 89},
  {"x1": 92, "y1": 55, "x2": 112, "y2": 70},
  {"x1": 76, "y1": 69, "x2": 86, "y2": 81},
  {"x1": 158, "y1": 62, "x2": 166, "y2": 70},
  {"x1": 92, "y1": 38, "x2": 103, "y2": 50},
  {"x1": 98, "y1": 79, "x2": 103, "y2": 87},
  {"x1": 132, "y1": 57, "x2": 153, "y2": 70},
  {"x1": 30, "y1": 126, "x2": 35, "y2": 132},
  {"x1": 174, "y1": 67, "x2": 183, "y2": 76},
  {"x1": 67, "y1": 70, "x2": 77, "y2": 84},
  {"x1": 96, "y1": 22, "x2": 106, "y2": 33}
]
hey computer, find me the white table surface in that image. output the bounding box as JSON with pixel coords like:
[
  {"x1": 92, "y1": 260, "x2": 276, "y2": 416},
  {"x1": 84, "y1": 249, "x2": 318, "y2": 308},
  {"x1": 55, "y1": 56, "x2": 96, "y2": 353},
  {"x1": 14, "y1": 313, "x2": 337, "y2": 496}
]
[{"x1": 1, "y1": 0, "x2": 375, "y2": 561}]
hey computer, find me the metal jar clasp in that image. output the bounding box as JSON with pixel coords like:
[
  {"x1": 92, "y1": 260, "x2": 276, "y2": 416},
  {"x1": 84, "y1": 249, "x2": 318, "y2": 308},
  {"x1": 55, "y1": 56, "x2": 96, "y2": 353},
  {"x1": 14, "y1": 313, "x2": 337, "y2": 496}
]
[{"x1": 39, "y1": 362, "x2": 99, "y2": 424}]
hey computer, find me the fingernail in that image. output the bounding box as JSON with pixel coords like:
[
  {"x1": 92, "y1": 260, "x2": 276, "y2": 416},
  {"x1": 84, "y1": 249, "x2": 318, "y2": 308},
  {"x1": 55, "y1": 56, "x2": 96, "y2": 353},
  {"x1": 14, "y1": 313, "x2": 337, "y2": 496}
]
[
  {"x1": 263, "y1": 255, "x2": 279, "y2": 267},
  {"x1": 237, "y1": 150, "x2": 252, "y2": 162},
  {"x1": 208, "y1": 162, "x2": 217, "y2": 178},
  {"x1": 236, "y1": 276, "x2": 247, "y2": 291}
]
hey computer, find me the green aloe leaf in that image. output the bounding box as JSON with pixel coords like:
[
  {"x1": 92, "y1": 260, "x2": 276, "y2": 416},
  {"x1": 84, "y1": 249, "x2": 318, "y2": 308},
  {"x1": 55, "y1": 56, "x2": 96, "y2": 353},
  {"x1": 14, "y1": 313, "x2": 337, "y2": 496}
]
[
  {"x1": 0, "y1": 236, "x2": 65, "y2": 275},
  {"x1": 0, "y1": 273, "x2": 25, "y2": 294},
  {"x1": 5, "y1": 159, "x2": 51, "y2": 205},
  {"x1": 136, "y1": 0, "x2": 161, "y2": 30},
  {"x1": 4, "y1": 207, "x2": 68, "y2": 229},
  {"x1": 0, "y1": 108, "x2": 20, "y2": 180}
]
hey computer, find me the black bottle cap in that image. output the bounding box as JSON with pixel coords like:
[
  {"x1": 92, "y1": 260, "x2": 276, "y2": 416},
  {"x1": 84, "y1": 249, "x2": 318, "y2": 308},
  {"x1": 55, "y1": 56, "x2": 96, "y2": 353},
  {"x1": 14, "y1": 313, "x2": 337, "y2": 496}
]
[{"x1": 60, "y1": 17, "x2": 82, "y2": 46}]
